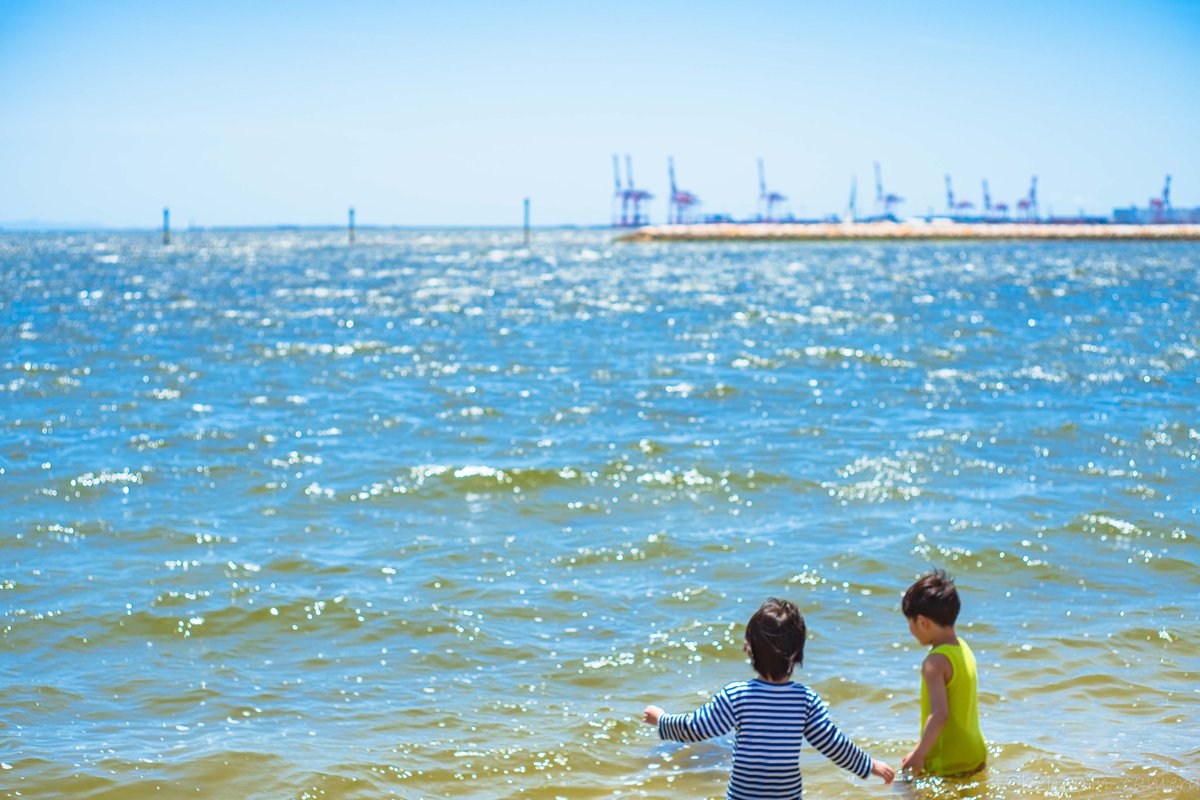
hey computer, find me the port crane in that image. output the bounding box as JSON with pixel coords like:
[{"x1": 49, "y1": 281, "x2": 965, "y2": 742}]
[
  {"x1": 612, "y1": 155, "x2": 628, "y2": 226},
  {"x1": 1149, "y1": 175, "x2": 1172, "y2": 222},
  {"x1": 757, "y1": 159, "x2": 788, "y2": 222},
  {"x1": 982, "y1": 179, "x2": 1008, "y2": 218},
  {"x1": 874, "y1": 162, "x2": 903, "y2": 218},
  {"x1": 667, "y1": 157, "x2": 701, "y2": 224},
  {"x1": 944, "y1": 175, "x2": 975, "y2": 212},
  {"x1": 619, "y1": 155, "x2": 654, "y2": 227},
  {"x1": 1016, "y1": 176, "x2": 1039, "y2": 220}
]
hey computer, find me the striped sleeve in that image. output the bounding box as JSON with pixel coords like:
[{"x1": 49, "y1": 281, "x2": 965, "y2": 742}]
[
  {"x1": 657, "y1": 688, "x2": 736, "y2": 743},
  {"x1": 801, "y1": 689, "x2": 873, "y2": 779}
]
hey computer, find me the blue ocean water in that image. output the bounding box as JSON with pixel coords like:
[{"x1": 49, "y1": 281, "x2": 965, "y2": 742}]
[{"x1": 1, "y1": 229, "x2": 1197, "y2": 798}]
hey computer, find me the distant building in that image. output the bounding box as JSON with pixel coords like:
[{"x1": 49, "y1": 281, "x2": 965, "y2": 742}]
[{"x1": 1112, "y1": 206, "x2": 1200, "y2": 224}]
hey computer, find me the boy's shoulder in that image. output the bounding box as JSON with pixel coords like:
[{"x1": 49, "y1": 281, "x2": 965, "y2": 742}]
[
  {"x1": 927, "y1": 635, "x2": 973, "y2": 659},
  {"x1": 721, "y1": 679, "x2": 821, "y2": 699},
  {"x1": 721, "y1": 680, "x2": 827, "y2": 720},
  {"x1": 720, "y1": 679, "x2": 756, "y2": 695}
]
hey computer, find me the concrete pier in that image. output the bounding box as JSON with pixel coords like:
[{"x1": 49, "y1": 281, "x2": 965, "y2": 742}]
[{"x1": 618, "y1": 220, "x2": 1200, "y2": 243}]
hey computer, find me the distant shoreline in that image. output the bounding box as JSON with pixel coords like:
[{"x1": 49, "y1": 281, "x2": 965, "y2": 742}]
[
  {"x1": 0, "y1": 224, "x2": 605, "y2": 234},
  {"x1": 617, "y1": 221, "x2": 1200, "y2": 242}
]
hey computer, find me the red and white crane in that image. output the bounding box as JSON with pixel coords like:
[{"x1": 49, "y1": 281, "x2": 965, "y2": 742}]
[
  {"x1": 982, "y1": 179, "x2": 1008, "y2": 218},
  {"x1": 1148, "y1": 175, "x2": 1172, "y2": 222},
  {"x1": 945, "y1": 174, "x2": 974, "y2": 213},
  {"x1": 668, "y1": 157, "x2": 701, "y2": 224},
  {"x1": 1016, "y1": 176, "x2": 1039, "y2": 220},
  {"x1": 621, "y1": 155, "x2": 654, "y2": 227}
]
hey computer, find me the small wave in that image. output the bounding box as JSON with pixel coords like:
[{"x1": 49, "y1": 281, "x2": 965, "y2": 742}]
[
  {"x1": 46, "y1": 468, "x2": 147, "y2": 500},
  {"x1": 783, "y1": 345, "x2": 914, "y2": 368},
  {"x1": 549, "y1": 531, "x2": 685, "y2": 570},
  {"x1": 822, "y1": 452, "x2": 932, "y2": 504},
  {"x1": 576, "y1": 618, "x2": 741, "y2": 679},
  {"x1": 350, "y1": 464, "x2": 581, "y2": 501},
  {"x1": 103, "y1": 593, "x2": 370, "y2": 643},
  {"x1": 259, "y1": 340, "x2": 413, "y2": 359},
  {"x1": 347, "y1": 462, "x2": 794, "y2": 503},
  {"x1": 436, "y1": 404, "x2": 501, "y2": 420}
]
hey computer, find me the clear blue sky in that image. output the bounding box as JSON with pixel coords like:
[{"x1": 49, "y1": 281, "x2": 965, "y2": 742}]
[{"x1": 2, "y1": 0, "x2": 1197, "y2": 228}]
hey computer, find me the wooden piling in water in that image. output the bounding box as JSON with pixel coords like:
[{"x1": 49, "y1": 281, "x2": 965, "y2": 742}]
[
  {"x1": 162, "y1": 207, "x2": 170, "y2": 245},
  {"x1": 348, "y1": 207, "x2": 356, "y2": 244}
]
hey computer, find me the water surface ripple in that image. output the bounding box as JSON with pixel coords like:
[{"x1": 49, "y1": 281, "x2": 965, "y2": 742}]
[{"x1": 2, "y1": 230, "x2": 1197, "y2": 799}]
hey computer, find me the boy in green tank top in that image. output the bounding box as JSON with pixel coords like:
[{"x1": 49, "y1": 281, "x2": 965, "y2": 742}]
[{"x1": 900, "y1": 569, "x2": 987, "y2": 777}]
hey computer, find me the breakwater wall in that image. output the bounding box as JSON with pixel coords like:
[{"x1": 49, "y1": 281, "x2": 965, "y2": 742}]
[{"x1": 617, "y1": 220, "x2": 1200, "y2": 242}]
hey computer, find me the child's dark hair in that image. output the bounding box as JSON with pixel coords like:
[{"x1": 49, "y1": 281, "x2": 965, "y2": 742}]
[
  {"x1": 746, "y1": 598, "x2": 806, "y2": 680},
  {"x1": 902, "y1": 569, "x2": 960, "y2": 627}
]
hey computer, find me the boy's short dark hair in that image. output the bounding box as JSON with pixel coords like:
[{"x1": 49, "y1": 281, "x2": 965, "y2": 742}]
[
  {"x1": 902, "y1": 569, "x2": 960, "y2": 627},
  {"x1": 746, "y1": 598, "x2": 806, "y2": 681}
]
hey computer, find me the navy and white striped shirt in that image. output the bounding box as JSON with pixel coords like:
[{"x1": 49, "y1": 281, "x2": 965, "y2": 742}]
[{"x1": 657, "y1": 679, "x2": 873, "y2": 800}]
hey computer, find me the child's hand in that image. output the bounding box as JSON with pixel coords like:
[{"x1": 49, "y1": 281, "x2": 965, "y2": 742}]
[
  {"x1": 900, "y1": 749, "x2": 925, "y2": 774},
  {"x1": 642, "y1": 705, "x2": 664, "y2": 725},
  {"x1": 870, "y1": 759, "x2": 896, "y2": 784}
]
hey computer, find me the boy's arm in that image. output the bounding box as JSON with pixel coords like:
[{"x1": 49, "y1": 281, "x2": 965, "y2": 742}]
[
  {"x1": 802, "y1": 692, "x2": 875, "y2": 780},
  {"x1": 643, "y1": 690, "x2": 735, "y2": 743},
  {"x1": 901, "y1": 653, "x2": 952, "y2": 774}
]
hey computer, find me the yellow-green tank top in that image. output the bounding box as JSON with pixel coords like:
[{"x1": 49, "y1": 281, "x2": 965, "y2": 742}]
[{"x1": 920, "y1": 637, "x2": 987, "y2": 775}]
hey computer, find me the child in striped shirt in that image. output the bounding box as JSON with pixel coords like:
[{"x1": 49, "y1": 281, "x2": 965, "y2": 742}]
[{"x1": 642, "y1": 598, "x2": 895, "y2": 799}]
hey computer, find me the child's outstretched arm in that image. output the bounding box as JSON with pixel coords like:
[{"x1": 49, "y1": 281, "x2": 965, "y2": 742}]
[
  {"x1": 902, "y1": 654, "x2": 952, "y2": 774},
  {"x1": 641, "y1": 692, "x2": 735, "y2": 742},
  {"x1": 803, "y1": 690, "x2": 895, "y2": 784}
]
